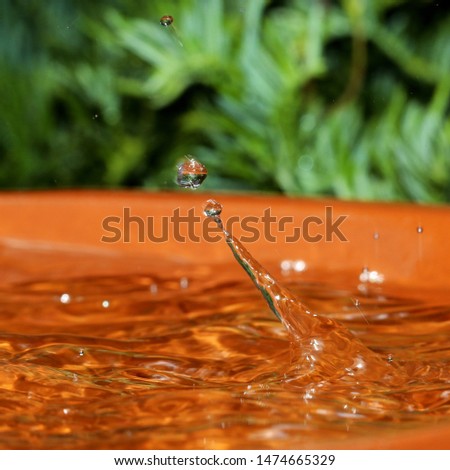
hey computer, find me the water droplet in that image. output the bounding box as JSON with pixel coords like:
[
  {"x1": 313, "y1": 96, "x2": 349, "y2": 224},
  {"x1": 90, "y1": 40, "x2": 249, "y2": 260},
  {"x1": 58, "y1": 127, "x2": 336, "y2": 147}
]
[
  {"x1": 63, "y1": 408, "x2": 70, "y2": 415},
  {"x1": 280, "y1": 260, "x2": 291, "y2": 272},
  {"x1": 92, "y1": 114, "x2": 98, "y2": 120},
  {"x1": 60, "y1": 293, "x2": 71, "y2": 304},
  {"x1": 280, "y1": 259, "x2": 306, "y2": 273},
  {"x1": 373, "y1": 232, "x2": 380, "y2": 240},
  {"x1": 102, "y1": 300, "x2": 110, "y2": 308},
  {"x1": 179, "y1": 277, "x2": 189, "y2": 289},
  {"x1": 417, "y1": 226, "x2": 423, "y2": 234},
  {"x1": 359, "y1": 267, "x2": 384, "y2": 284},
  {"x1": 159, "y1": 15, "x2": 184, "y2": 47},
  {"x1": 354, "y1": 298, "x2": 360, "y2": 307},
  {"x1": 78, "y1": 348, "x2": 85, "y2": 357},
  {"x1": 293, "y1": 260, "x2": 306, "y2": 272},
  {"x1": 203, "y1": 199, "x2": 222, "y2": 218},
  {"x1": 387, "y1": 354, "x2": 394, "y2": 363},
  {"x1": 176, "y1": 156, "x2": 208, "y2": 189},
  {"x1": 160, "y1": 15, "x2": 174, "y2": 27},
  {"x1": 150, "y1": 284, "x2": 158, "y2": 295}
]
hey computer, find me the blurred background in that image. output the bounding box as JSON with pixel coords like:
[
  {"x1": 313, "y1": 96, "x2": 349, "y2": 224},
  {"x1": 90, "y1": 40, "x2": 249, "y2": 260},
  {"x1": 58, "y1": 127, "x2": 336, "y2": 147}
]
[{"x1": 0, "y1": 0, "x2": 449, "y2": 202}]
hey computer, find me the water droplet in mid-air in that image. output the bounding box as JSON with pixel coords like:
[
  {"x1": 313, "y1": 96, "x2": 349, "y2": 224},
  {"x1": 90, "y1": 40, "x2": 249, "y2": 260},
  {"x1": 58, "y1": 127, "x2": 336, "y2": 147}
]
[
  {"x1": 160, "y1": 15, "x2": 173, "y2": 27},
  {"x1": 150, "y1": 284, "x2": 158, "y2": 295},
  {"x1": 176, "y1": 156, "x2": 208, "y2": 189},
  {"x1": 373, "y1": 232, "x2": 380, "y2": 240},
  {"x1": 159, "y1": 15, "x2": 184, "y2": 47},
  {"x1": 359, "y1": 267, "x2": 384, "y2": 284},
  {"x1": 417, "y1": 226, "x2": 423, "y2": 234},
  {"x1": 60, "y1": 293, "x2": 71, "y2": 304},
  {"x1": 280, "y1": 259, "x2": 306, "y2": 273},
  {"x1": 203, "y1": 199, "x2": 222, "y2": 218}
]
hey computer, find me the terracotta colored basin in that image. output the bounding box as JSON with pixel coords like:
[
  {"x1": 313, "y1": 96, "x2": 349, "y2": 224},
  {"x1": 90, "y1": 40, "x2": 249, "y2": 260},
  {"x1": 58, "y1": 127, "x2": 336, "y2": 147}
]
[{"x1": 0, "y1": 190, "x2": 449, "y2": 449}]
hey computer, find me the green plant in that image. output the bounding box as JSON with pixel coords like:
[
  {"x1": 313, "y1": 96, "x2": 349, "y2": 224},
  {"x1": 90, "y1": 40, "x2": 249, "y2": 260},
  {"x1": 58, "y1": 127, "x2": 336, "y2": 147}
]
[{"x1": 1, "y1": 0, "x2": 449, "y2": 202}]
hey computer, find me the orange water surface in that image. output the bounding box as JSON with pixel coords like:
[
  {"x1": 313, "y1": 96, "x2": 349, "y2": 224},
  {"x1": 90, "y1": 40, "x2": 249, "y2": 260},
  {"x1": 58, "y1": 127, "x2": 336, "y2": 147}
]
[{"x1": 0, "y1": 241, "x2": 449, "y2": 450}]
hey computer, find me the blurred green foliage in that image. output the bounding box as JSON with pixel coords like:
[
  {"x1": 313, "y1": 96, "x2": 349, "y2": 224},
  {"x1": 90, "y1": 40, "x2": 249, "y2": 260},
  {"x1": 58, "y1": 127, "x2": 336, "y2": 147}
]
[{"x1": 1, "y1": 0, "x2": 449, "y2": 202}]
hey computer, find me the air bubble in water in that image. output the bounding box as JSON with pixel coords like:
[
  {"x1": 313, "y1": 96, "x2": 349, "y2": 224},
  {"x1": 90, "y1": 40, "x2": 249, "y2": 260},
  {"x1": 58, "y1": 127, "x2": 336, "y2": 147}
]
[
  {"x1": 176, "y1": 156, "x2": 208, "y2": 189},
  {"x1": 160, "y1": 15, "x2": 174, "y2": 27}
]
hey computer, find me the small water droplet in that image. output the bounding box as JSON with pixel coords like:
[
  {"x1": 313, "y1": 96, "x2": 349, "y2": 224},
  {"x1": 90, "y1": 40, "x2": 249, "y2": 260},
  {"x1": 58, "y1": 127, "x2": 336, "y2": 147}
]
[
  {"x1": 92, "y1": 114, "x2": 99, "y2": 120},
  {"x1": 102, "y1": 300, "x2": 110, "y2": 308},
  {"x1": 78, "y1": 348, "x2": 85, "y2": 357},
  {"x1": 176, "y1": 156, "x2": 208, "y2": 189},
  {"x1": 63, "y1": 408, "x2": 70, "y2": 415},
  {"x1": 359, "y1": 267, "x2": 384, "y2": 284},
  {"x1": 160, "y1": 15, "x2": 174, "y2": 27},
  {"x1": 354, "y1": 298, "x2": 360, "y2": 307},
  {"x1": 280, "y1": 260, "x2": 291, "y2": 272},
  {"x1": 293, "y1": 260, "x2": 306, "y2": 272},
  {"x1": 203, "y1": 199, "x2": 222, "y2": 218},
  {"x1": 150, "y1": 284, "x2": 158, "y2": 295},
  {"x1": 179, "y1": 277, "x2": 189, "y2": 289},
  {"x1": 373, "y1": 232, "x2": 380, "y2": 240},
  {"x1": 387, "y1": 354, "x2": 394, "y2": 363},
  {"x1": 280, "y1": 259, "x2": 306, "y2": 273},
  {"x1": 60, "y1": 293, "x2": 71, "y2": 304},
  {"x1": 417, "y1": 226, "x2": 423, "y2": 234}
]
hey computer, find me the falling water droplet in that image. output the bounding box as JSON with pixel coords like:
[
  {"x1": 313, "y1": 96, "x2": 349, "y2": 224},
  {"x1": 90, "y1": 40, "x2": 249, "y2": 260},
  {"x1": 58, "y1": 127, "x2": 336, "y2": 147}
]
[
  {"x1": 352, "y1": 297, "x2": 369, "y2": 325},
  {"x1": 179, "y1": 277, "x2": 189, "y2": 289},
  {"x1": 280, "y1": 259, "x2": 306, "y2": 274},
  {"x1": 60, "y1": 293, "x2": 71, "y2": 304},
  {"x1": 203, "y1": 199, "x2": 222, "y2": 218},
  {"x1": 176, "y1": 156, "x2": 208, "y2": 189},
  {"x1": 102, "y1": 300, "x2": 110, "y2": 309},
  {"x1": 160, "y1": 15, "x2": 174, "y2": 27},
  {"x1": 159, "y1": 15, "x2": 184, "y2": 47},
  {"x1": 417, "y1": 226, "x2": 423, "y2": 234},
  {"x1": 359, "y1": 267, "x2": 384, "y2": 284},
  {"x1": 373, "y1": 232, "x2": 380, "y2": 240},
  {"x1": 150, "y1": 284, "x2": 158, "y2": 295}
]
